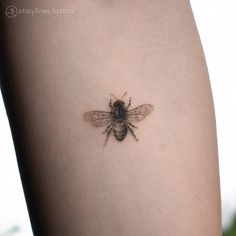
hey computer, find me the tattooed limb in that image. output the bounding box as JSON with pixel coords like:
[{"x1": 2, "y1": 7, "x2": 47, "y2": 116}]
[{"x1": 0, "y1": 0, "x2": 220, "y2": 235}]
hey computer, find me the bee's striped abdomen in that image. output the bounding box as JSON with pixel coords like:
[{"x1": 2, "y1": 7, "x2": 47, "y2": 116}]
[{"x1": 113, "y1": 122, "x2": 127, "y2": 141}]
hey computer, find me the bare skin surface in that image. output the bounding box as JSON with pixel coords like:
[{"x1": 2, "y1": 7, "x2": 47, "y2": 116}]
[{"x1": 0, "y1": 0, "x2": 221, "y2": 235}]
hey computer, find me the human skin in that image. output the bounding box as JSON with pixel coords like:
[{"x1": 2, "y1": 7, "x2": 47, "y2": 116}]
[{"x1": 0, "y1": 0, "x2": 221, "y2": 235}]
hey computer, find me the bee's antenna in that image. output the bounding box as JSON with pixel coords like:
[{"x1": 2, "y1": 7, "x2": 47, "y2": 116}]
[
  {"x1": 121, "y1": 92, "x2": 127, "y2": 100},
  {"x1": 110, "y1": 93, "x2": 118, "y2": 100}
]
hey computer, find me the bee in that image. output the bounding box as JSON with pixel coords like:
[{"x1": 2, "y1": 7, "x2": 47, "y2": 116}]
[{"x1": 83, "y1": 92, "x2": 153, "y2": 146}]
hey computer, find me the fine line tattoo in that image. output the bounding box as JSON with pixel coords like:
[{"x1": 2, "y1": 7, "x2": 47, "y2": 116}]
[{"x1": 83, "y1": 92, "x2": 154, "y2": 146}]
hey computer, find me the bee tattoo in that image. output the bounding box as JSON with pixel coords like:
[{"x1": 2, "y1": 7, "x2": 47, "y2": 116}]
[{"x1": 83, "y1": 92, "x2": 153, "y2": 146}]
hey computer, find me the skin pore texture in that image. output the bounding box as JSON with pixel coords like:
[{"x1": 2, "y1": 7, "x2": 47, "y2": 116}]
[{"x1": 0, "y1": 0, "x2": 221, "y2": 235}]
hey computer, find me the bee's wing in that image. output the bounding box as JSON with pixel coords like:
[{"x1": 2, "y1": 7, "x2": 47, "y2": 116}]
[
  {"x1": 127, "y1": 104, "x2": 153, "y2": 122},
  {"x1": 84, "y1": 111, "x2": 113, "y2": 127}
]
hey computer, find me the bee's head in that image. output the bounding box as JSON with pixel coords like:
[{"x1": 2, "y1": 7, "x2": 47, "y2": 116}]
[{"x1": 113, "y1": 100, "x2": 125, "y2": 107}]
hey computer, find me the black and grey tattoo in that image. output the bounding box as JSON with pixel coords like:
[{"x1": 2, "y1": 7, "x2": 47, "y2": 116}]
[{"x1": 83, "y1": 92, "x2": 153, "y2": 146}]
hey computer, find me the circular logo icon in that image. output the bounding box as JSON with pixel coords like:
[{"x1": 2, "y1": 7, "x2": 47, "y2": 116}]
[{"x1": 5, "y1": 5, "x2": 18, "y2": 18}]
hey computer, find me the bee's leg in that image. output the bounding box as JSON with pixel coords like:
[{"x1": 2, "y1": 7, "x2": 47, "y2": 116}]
[
  {"x1": 103, "y1": 127, "x2": 113, "y2": 146},
  {"x1": 128, "y1": 122, "x2": 138, "y2": 129},
  {"x1": 103, "y1": 124, "x2": 112, "y2": 134},
  {"x1": 128, "y1": 126, "x2": 139, "y2": 141},
  {"x1": 127, "y1": 97, "x2": 132, "y2": 109},
  {"x1": 109, "y1": 99, "x2": 113, "y2": 109}
]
